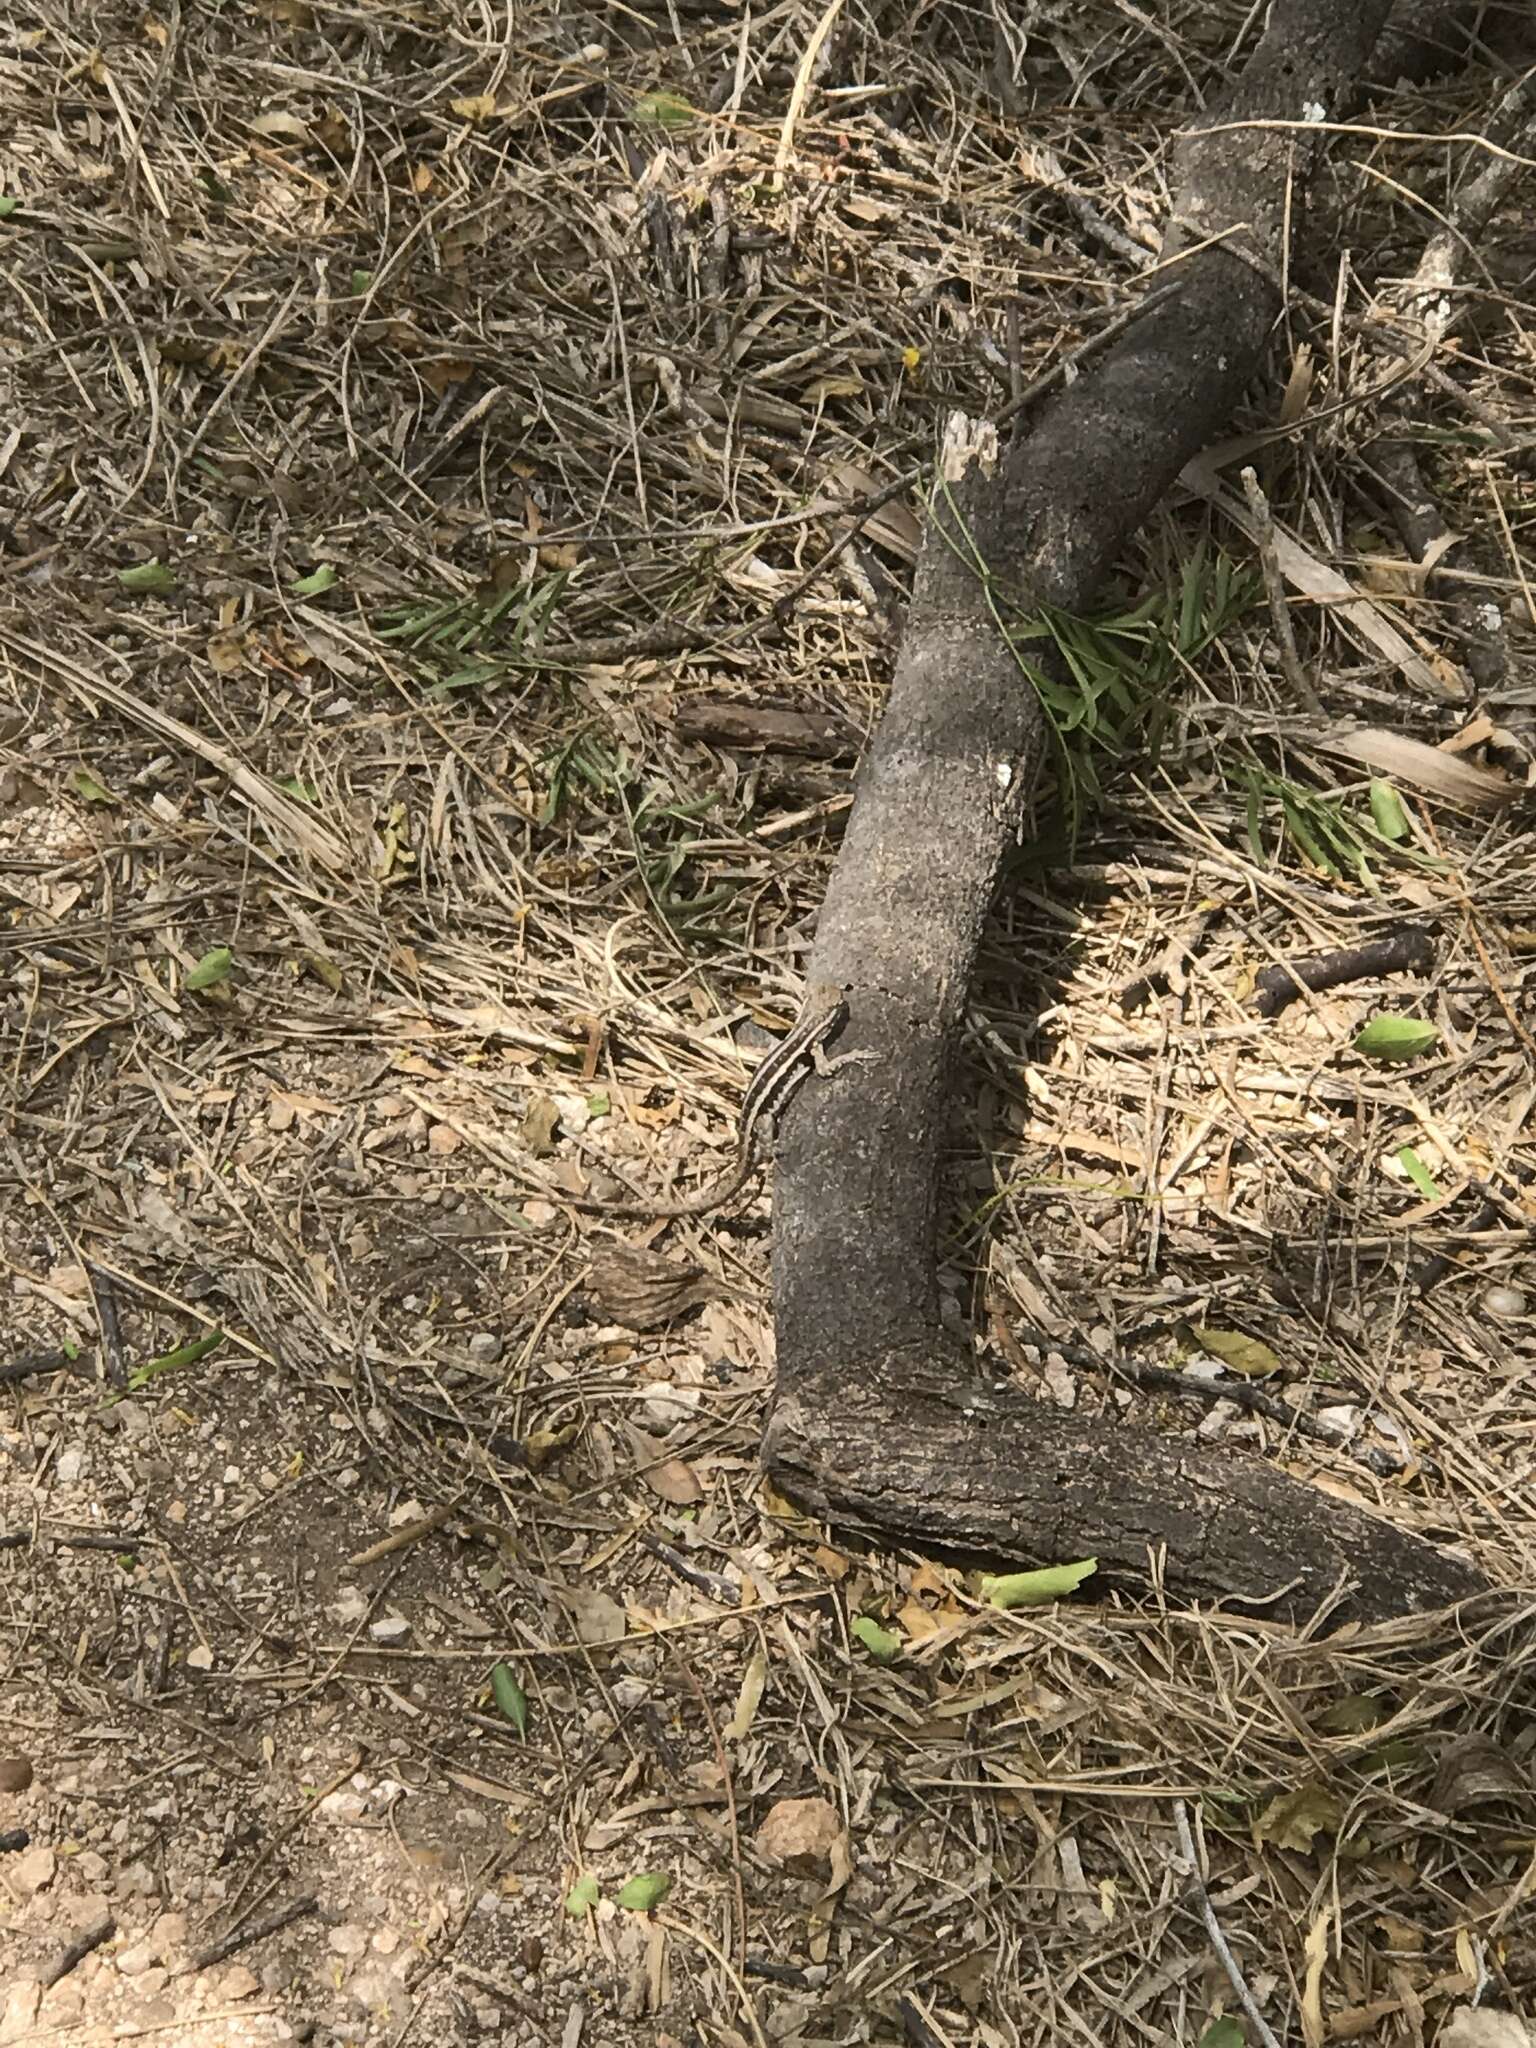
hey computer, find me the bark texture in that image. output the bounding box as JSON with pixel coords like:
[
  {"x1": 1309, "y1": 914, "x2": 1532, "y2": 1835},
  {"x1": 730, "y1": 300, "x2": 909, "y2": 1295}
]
[{"x1": 761, "y1": 0, "x2": 1490, "y2": 1626}]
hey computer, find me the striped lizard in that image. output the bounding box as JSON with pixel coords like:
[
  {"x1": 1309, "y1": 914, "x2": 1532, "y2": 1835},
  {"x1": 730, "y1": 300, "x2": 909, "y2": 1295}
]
[{"x1": 573, "y1": 979, "x2": 870, "y2": 1219}]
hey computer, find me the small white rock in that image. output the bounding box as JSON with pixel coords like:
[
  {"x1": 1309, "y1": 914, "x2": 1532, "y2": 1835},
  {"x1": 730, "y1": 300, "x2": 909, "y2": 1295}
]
[
  {"x1": 318, "y1": 1790, "x2": 368, "y2": 1824},
  {"x1": 12, "y1": 1846, "x2": 56, "y2": 1897},
  {"x1": 1483, "y1": 1284, "x2": 1527, "y2": 1322}
]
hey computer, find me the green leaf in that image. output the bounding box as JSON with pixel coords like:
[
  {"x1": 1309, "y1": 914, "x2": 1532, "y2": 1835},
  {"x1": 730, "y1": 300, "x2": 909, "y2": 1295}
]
[
  {"x1": 350, "y1": 268, "x2": 374, "y2": 294},
  {"x1": 127, "y1": 1330, "x2": 224, "y2": 1390},
  {"x1": 0, "y1": 196, "x2": 19, "y2": 219},
  {"x1": 71, "y1": 767, "x2": 117, "y2": 806},
  {"x1": 1192, "y1": 1327, "x2": 1284, "y2": 1379},
  {"x1": 565, "y1": 1874, "x2": 600, "y2": 1915},
  {"x1": 851, "y1": 1616, "x2": 902, "y2": 1663},
  {"x1": 1353, "y1": 1015, "x2": 1439, "y2": 1063},
  {"x1": 490, "y1": 1662, "x2": 527, "y2": 1737},
  {"x1": 981, "y1": 1558, "x2": 1097, "y2": 1609},
  {"x1": 185, "y1": 946, "x2": 233, "y2": 991},
  {"x1": 1369, "y1": 778, "x2": 1410, "y2": 841},
  {"x1": 616, "y1": 1871, "x2": 672, "y2": 1912},
  {"x1": 1395, "y1": 1146, "x2": 1442, "y2": 1201},
  {"x1": 291, "y1": 563, "x2": 338, "y2": 597},
  {"x1": 1253, "y1": 1779, "x2": 1341, "y2": 1853},
  {"x1": 278, "y1": 776, "x2": 319, "y2": 803},
  {"x1": 633, "y1": 90, "x2": 694, "y2": 128},
  {"x1": 1315, "y1": 1694, "x2": 1389, "y2": 1736},
  {"x1": 117, "y1": 557, "x2": 175, "y2": 594},
  {"x1": 1197, "y1": 2021, "x2": 1245, "y2": 2048}
]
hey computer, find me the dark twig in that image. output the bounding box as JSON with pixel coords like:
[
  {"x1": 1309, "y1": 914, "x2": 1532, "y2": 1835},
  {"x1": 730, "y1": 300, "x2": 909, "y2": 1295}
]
[
  {"x1": 0, "y1": 1350, "x2": 75, "y2": 1387},
  {"x1": 1009, "y1": 1321, "x2": 1407, "y2": 1478},
  {"x1": 85, "y1": 1258, "x2": 128, "y2": 1389},
  {"x1": 1414, "y1": 1162, "x2": 1536, "y2": 1293},
  {"x1": 1241, "y1": 464, "x2": 1323, "y2": 715},
  {"x1": 1173, "y1": 1803, "x2": 1283, "y2": 2048},
  {"x1": 898, "y1": 1995, "x2": 950, "y2": 2048},
  {"x1": 1252, "y1": 928, "x2": 1435, "y2": 1018},
  {"x1": 188, "y1": 1893, "x2": 318, "y2": 1972},
  {"x1": 36, "y1": 1915, "x2": 116, "y2": 1987}
]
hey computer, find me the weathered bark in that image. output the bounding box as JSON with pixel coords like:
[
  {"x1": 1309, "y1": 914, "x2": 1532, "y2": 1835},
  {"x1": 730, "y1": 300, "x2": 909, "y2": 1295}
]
[{"x1": 762, "y1": 0, "x2": 1491, "y2": 1625}]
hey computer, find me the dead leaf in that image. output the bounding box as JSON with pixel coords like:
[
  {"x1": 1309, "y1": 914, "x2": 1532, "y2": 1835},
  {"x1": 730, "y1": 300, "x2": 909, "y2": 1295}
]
[
  {"x1": 755, "y1": 1796, "x2": 845, "y2": 1874},
  {"x1": 449, "y1": 92, "x2": 498, "y2": 121},
  {"x1": 520, "y1": 1095, "x2": 561, "y2": 1155},
  {"x1": 560, "y1": 1586, "x2": 626, "y2": 1644},
  {"x1": 643, "y1": 1457, "x2": 703, "y2": 1506},
  {"x1": 445, "y1": 1769, "x2": 534, "y2": 1806},
  {"x1": 248, "y1": 110, "x2": 311, "y2": 143},
  {"x1": 897, "y1": 1598, "x2": 943, "y2": 1640},
  {"x1": 1328, "y1": 1997, "x2": 1406, "y2": 2040},
  {"x1": 421, "y1": 357, "x2": 476, "y2": 397},
  {"x1": 1316, "y1": 727, "x2": 1522, "y2": 811},
  {"x1": 523, "y1": 1422, "x2": 580, "y2": 1472},
  {"x1": 725, "y1": 1648, "x2": 767, "y2": 1741},
  {"x1": 1431, "y1": 1734, "x2": 1531, "y2": 1817},
  {"x1": 1359, "y1": 529, "x2": 1460, "y2": 596},
  {"x1": 803, "y1": 373, "x2": 864, "y2": 404},
  {"x1": 585, "y1": 1243, "x2": 727, "y2": 1330},
  {"x1": 206, "y1": 631, "x2": 249, "y2": 675},
  {"x1": 268, "y1": 1087, "x2": 342, "y2": 1131},
  {"x1": 1181, "y1": 459, "x2": 1459, "y2": 700},
  {"x1": 1255, "y1": 1780, "x2": 1342, "y2": 1852},
  {"x1": 1301, "y1": 1906, "x2": 1332, "y2": 2048}
]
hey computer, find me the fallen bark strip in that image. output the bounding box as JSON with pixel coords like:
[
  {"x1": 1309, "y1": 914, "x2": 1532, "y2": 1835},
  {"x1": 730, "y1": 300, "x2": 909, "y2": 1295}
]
[{"x1": 762, "y1": 0, "x2": 1491, "y2": 1625}]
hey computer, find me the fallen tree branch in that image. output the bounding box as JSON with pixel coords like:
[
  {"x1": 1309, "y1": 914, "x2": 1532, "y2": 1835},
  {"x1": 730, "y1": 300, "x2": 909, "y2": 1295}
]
[{"x1": 761, "y1": 0, "x2": 1490, "y2": 1625}]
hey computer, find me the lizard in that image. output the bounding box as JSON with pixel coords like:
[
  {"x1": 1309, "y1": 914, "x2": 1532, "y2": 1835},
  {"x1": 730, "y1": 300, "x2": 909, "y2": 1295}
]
[{"x1": 569, "y1": 978, "x2": 872, "y2": 1220}]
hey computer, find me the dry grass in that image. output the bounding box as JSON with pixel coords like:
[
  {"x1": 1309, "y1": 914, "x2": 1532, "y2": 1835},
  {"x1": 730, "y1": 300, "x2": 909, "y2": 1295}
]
[{"x1": 2, "y1": 1, "x2": 1536, "y2": 2043}]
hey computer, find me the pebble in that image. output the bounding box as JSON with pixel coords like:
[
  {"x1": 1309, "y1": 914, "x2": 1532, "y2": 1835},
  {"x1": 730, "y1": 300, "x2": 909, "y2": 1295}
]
[
  {"x1": 1483, "y1": 1284, "x2": 1527, "y2": 1321},
  {"x1": 328, "y1": 1923, "x2": 369, "y2": 1958},
  {"x1": 370, "y1": 1614, "x2": 411, "y2": 1645},
  {"x1": 116, "y1": 1942, "x2": 158, "y2": 1977},
  {"x1": 54, "y1": 1448, "x2": 86, "y2": 1483},
  {"x1": 468, "y1": 1332, "x2": 503, "y2": 1365},
  {"x1": 12, "y1": 1846, "x2": 56, "y2": 1897},
  {"x1": 1, "y1": 1981, "x2": 42, "y2": 2044},
  {"x1": 220, "y1": 1966, "x2": 261, "y2": 2000},
  {"x1": 0, "y1": 1755, "x2": 34, "y2": 1793}
]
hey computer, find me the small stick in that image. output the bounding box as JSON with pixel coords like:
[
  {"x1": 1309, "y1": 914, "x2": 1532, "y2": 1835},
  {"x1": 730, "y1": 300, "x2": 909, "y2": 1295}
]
[
  {"x1": 1252, "y1": 927, "x2": 1434, "y2": 1019},
  {"x1": 36, "y1": 1914, "x2": 116, "y2": 1988},
  {"x1": 1174, "y1": 1801, "x2": 1283, "y2": 2048},
  {"x1": 85, "y1": 1259, "x2": 127, "y2": 1389},
  {"x1": 1241, "y1": 465, "x2": 1324, "y2": 715},
  {"x1": 188, "y1": 1893, "x2": 317, "y2": 1973},
  {"x1": 1009, "y1": 1321, "x2": 1405, "y2": 1477}
]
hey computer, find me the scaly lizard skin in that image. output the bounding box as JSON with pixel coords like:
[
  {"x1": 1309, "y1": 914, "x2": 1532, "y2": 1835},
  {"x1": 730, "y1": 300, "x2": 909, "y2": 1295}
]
[{"x1": 573, "y1": 980, "x2": 868, "y2": 1219}]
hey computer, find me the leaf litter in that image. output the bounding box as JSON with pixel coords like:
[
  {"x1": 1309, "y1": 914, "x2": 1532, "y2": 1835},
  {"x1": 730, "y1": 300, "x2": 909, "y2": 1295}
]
[{"x1": 0, "y1": 1, "x2": 1534, "y2": 2045}]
